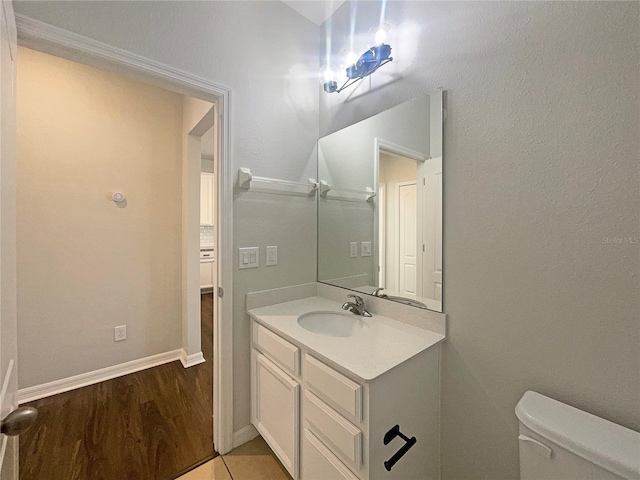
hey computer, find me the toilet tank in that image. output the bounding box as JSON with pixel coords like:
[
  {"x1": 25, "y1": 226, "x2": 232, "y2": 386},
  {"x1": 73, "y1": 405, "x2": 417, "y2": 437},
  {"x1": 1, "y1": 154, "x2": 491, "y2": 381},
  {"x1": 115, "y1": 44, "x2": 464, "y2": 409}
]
[{"x1": 515, "y1": 391, "x2": 640, "y2": 480}]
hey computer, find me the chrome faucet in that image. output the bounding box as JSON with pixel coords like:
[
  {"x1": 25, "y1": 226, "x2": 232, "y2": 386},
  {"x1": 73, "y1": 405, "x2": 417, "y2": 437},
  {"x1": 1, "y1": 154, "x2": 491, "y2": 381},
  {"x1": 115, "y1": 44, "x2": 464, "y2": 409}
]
[
  {"x1": 342, "y1": 294, "x2": 373, "y2": 317},
  {"x1": 371, "y1": 287, "x2": 386, "y2": 297}
]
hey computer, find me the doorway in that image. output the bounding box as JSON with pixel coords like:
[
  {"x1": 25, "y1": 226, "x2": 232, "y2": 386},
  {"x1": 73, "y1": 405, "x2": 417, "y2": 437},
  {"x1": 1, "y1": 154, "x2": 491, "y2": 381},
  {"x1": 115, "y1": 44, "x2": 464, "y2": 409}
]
[
  {"x1": 199, "y1": 122, "x2": 217, "y2": 426},
  {"x1": 378, "y1": 152, "x2": 421, "y2": 295},
  {"x1": 13, "y1": 13, "x2": 235, "y2": 457},
  {"x1": 1, "y1": 10, "x2": 234, "y2": 480},
  {"x1": 14, "y1": 45, "x2": 223, "y2": 479}
]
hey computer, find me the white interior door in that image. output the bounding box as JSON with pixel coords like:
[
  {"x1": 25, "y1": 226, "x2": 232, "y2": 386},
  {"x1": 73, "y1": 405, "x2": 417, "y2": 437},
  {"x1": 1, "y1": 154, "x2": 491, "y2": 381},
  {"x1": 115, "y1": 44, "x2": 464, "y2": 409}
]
[
  {"x1": 422, "y1": 157, "x2": 443, "y2": 301},
  {"x1": 0, "y1": 1, "x2": 20, "y2": 479},
  {"x1": 397, "y1": 182, "x2": 418, "y2": 295}
]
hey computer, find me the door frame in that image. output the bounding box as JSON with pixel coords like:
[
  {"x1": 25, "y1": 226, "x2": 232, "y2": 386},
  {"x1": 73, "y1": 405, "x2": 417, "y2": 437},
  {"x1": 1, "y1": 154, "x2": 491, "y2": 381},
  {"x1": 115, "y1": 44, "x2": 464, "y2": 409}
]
[
  {"x1": 377, "y1": 183, "x2": 386, "y2": 288},
  {"x1": 0, "y1": 0, "x2": 18, "y2": 477},
  {"x1": 15, "y1": 15, "x2": 235, "y2": 454}
]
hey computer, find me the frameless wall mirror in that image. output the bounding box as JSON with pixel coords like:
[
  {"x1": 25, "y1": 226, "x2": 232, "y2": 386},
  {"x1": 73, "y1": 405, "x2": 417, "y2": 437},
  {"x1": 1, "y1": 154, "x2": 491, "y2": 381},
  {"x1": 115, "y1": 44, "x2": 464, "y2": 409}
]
[{"x1": 317, "y1": 90, "x2": 444, "y2": 312}]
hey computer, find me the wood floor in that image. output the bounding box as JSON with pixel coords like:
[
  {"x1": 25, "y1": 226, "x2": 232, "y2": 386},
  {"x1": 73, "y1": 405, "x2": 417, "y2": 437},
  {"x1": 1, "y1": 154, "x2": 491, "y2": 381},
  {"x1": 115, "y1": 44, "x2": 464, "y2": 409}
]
[{"x1": 19, "y1": 293, "x2": 216, "y2": 480}]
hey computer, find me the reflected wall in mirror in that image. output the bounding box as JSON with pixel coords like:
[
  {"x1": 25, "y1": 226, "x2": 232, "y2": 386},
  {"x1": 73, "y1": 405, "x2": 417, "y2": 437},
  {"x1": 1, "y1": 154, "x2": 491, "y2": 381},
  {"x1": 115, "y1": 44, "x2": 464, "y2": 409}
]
[{"x1": 317, "y1": 90, "x2": 443, "y2": 312}]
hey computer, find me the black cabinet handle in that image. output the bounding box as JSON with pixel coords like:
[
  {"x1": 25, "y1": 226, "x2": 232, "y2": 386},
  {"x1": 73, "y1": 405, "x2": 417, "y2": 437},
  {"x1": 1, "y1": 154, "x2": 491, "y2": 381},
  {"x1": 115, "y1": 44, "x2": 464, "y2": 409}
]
[{"x1": 383, "y1": 424, "x2": 417, "y2": 472}]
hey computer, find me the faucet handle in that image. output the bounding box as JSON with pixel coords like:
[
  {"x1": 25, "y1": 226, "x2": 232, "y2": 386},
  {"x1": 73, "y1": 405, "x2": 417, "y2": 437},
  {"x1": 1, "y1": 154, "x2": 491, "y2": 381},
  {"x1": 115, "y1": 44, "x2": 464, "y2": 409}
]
[{"x1": 346, "y1": 294, "x2": 364, "y2": 306}]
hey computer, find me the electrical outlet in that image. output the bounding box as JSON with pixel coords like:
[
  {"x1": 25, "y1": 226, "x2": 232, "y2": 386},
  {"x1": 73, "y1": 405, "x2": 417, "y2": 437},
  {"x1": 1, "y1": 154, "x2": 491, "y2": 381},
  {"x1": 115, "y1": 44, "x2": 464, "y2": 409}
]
[
  {"x1": 266, "y1": 246, "x2": 278, "y2": 266},
  {"x1": 114, "y1": 325, "x2": 127, "y2": 342},
  {"x1": 350, "y1": 242, "x2": 358, "y2": 258}
]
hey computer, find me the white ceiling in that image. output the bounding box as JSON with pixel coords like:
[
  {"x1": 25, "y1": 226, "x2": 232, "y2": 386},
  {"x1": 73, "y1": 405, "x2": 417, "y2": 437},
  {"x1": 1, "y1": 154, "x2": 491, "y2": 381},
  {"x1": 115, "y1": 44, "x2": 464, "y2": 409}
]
[{"x1": 281, "y1": 0, "x2": 346, "y2": 26}]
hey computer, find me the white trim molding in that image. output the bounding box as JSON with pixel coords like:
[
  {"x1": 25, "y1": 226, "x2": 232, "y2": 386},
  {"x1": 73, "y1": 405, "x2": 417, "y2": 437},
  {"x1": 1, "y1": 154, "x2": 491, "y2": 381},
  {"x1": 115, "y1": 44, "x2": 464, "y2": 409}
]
[
  {"x1": 233, "y1": 424, "x2": 259, "y2": 449},
  {"x1": 0, "y1": 359, "x2": 14, "y2": 410},
  {"x1": 374, "y1": 137, "x2": 430, "y2": 162},
  {"x1": 15, "y1": 14, "x2": 234, "y2": 454},
  {"x1": 18, "y1": 350, "x2": 183, "y2": 404},
  {"x1": 180, "y1": 350, "x2": 206, "y2": 368},
  {"x1": 16, "y1": 14, "x2": 225, "y2": 99}
]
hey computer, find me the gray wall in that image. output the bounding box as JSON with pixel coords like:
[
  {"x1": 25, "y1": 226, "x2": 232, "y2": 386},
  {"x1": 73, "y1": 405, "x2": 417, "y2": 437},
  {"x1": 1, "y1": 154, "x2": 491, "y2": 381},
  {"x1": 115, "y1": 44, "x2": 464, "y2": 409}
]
[
  {"x1": 321, "y1": 2, "x2": 639, "y2": 479},
  {"x1": 14, "y1": 1, "x2": 319, "y2": 432}
]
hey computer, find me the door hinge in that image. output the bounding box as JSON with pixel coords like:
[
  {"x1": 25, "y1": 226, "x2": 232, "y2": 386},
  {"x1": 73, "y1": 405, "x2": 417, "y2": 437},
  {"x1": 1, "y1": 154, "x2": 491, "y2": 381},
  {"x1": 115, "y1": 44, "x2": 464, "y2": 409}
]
[
  {"x1": 422, "y1": 244, "x2": 425, "y2": 252},
  {"x1": 217, "y1": 287, "x2": 224, "y2": 298},
  {"x1": 423, "y1": 178, "x2": 426, "y2": 185}
]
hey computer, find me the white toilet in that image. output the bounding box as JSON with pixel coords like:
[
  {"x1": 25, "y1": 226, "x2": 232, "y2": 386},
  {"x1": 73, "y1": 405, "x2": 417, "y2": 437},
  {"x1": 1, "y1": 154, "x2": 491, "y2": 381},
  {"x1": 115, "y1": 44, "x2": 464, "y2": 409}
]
[{"x1": 516, "y1": 391, "x2": 640, "y2": 480}]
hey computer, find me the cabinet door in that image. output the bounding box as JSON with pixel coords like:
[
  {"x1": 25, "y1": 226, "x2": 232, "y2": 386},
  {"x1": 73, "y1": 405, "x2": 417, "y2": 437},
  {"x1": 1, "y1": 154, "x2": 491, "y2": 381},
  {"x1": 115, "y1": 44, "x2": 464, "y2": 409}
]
[
  {"x1": 200, "y1": 173, "x2": 214, "y2": 225},
  {"x1": 302, "y1": 429, "x2": 358, "y2": 480},
  {"x1": 200, "y1": 261, "x2": 214, "y2": 289},
  {"x1": 252, "y1": 350, "x2": 300, "y2": 479}
]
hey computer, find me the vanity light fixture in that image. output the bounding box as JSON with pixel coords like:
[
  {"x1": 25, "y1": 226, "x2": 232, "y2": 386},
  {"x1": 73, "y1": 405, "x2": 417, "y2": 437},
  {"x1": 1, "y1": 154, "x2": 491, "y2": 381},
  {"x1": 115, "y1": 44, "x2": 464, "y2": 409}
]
[{"x1": 322, "y1": 24, "x2": 393, "y2": 94}]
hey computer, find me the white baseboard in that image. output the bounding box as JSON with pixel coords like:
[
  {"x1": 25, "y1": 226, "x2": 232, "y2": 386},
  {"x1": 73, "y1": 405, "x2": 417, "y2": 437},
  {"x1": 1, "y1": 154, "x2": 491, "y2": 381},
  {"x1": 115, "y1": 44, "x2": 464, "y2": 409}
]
[
  {"x1": 233, "y1": 424, "x2": 259, "y2": 448},
  {"x1": 18, "y1": 349, "x2": 183, "y2": 404},
  {"x1": 180, "y1": 350, "x2": 206, "y2": 368}
]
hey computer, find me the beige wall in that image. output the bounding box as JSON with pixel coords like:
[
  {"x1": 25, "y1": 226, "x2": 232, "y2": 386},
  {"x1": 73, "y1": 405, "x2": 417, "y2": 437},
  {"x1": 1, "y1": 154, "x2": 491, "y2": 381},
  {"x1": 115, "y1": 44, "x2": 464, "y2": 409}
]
[
  {"x1": 322, "y1": 2, "x2": 640, "y2": 479},
  {"x1": 17, "y1": 46, "x2": 184, "y2": 388}
]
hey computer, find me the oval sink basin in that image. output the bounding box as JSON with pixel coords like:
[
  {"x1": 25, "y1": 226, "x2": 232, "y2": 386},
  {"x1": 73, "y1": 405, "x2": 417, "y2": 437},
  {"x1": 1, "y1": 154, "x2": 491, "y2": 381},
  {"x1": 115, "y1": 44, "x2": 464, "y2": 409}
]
[{"x1": 297, "y1": 311, "x2": 365, "y2": 337}]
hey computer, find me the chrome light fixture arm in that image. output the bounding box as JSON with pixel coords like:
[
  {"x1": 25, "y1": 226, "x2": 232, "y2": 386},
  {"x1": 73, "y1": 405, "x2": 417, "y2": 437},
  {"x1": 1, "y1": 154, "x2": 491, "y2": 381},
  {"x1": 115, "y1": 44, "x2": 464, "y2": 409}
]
[{"x1": 323, "y1": 44, "x2": 393, "y2": 94}]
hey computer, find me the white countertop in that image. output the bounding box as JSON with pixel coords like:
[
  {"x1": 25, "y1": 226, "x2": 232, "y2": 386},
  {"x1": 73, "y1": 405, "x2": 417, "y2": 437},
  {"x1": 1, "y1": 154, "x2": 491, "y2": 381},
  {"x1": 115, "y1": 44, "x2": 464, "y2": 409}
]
[{"x1": 248, "y1": 296, "x2": 445, "y2": 382}]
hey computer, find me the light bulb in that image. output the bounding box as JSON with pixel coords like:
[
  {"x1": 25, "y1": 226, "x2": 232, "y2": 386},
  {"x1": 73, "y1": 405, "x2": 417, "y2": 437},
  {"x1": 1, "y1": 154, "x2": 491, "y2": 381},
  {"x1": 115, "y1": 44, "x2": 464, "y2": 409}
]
[
  {"x1": 345, "y1": 51, "x2": 357, "y2": 67},
  {"x1": 371, "y1": 22, "x2": 393, "y2": 45},
  {"x1": 319, "y1": 64, "x2": 334, "y2": 83}
]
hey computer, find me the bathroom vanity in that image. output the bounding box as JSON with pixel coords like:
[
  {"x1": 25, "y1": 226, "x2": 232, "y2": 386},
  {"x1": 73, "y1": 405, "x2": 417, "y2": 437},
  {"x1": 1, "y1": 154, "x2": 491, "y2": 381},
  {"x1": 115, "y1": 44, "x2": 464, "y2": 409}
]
[
  {"x1": 249, "y1": 296, "x2": 444, "y2": 480},
  {"x1": 248, "y1": 90, "x2": 446, "y2": 479}
]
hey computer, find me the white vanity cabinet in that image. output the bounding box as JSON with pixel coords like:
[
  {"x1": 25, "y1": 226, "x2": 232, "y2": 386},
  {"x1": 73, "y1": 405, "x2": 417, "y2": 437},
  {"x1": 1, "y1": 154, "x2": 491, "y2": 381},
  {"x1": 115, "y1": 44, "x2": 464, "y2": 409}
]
[
  {"x1": 250, "y1": 318, "x2": 441, "y2": 480},
  {"x1": 252, "y1": 351, "x2": 300, "y2": 475},
  {"x1": 251, "y1": 322, "x2": 301, "y2": 476}
]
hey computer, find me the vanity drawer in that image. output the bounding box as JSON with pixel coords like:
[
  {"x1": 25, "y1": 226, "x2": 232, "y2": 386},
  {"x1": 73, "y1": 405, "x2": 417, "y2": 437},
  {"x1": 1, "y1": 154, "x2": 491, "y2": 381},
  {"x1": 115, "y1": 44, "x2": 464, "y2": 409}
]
[
  {"x1": 253, "y1": 322, "x2": 300, "y2": 376},
  {"x1": 302, "y1": 428, "x2": 359, "y2": 480},
  {"x1": 304, "y1": 354, "x2": 362, "y2": 421},
  {"x1": 304, "y1": 390, "x2": 362, "y2": 470}
]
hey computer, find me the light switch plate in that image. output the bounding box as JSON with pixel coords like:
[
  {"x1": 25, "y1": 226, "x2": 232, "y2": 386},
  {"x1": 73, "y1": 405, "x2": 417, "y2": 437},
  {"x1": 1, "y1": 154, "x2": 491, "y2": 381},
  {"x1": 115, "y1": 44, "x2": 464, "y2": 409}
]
[
  {"x1": 239, "y1": 247, "x2": 259, "y2": 269},
  {"x1": 266, "y1": 246, "x2": 277, "y2": 266},
  {"x1": 361, "y1": 241, "x2": 372, "y2": 257},
  {"x1": 350, "y1": 242, "x2": 358, "y2": 258}
]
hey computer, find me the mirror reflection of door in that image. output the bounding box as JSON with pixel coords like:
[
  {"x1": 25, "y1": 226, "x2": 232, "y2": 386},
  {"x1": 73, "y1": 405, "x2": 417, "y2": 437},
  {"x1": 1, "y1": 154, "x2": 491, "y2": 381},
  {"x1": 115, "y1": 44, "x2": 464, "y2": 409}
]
[
  {"x1": 378, "y1": 152, "x2": 420, "y2": 295},
  {"x1": 398, "y1": 181, "x2": 418, "y2": 296},
  {"x1": 423, "y1": 156, "x2": 443, "y2": 302},
  {"x1": 378, "y1": 152, "x2": 442, "y2": 305}
]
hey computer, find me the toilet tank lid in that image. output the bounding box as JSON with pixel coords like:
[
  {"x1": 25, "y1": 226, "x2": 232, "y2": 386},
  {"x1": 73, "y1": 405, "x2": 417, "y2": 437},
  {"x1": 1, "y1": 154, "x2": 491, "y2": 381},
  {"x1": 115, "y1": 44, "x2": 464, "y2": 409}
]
[{"x1": 516, "y1": 391, "x2": 640, "y2": 480}]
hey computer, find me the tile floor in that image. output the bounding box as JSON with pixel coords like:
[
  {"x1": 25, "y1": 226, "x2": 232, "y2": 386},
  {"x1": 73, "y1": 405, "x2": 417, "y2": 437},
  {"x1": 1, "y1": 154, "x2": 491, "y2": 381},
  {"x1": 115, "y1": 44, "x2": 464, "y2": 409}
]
[{"x1": 178, "y1": 436, "x2": 292, "y2": 480}]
